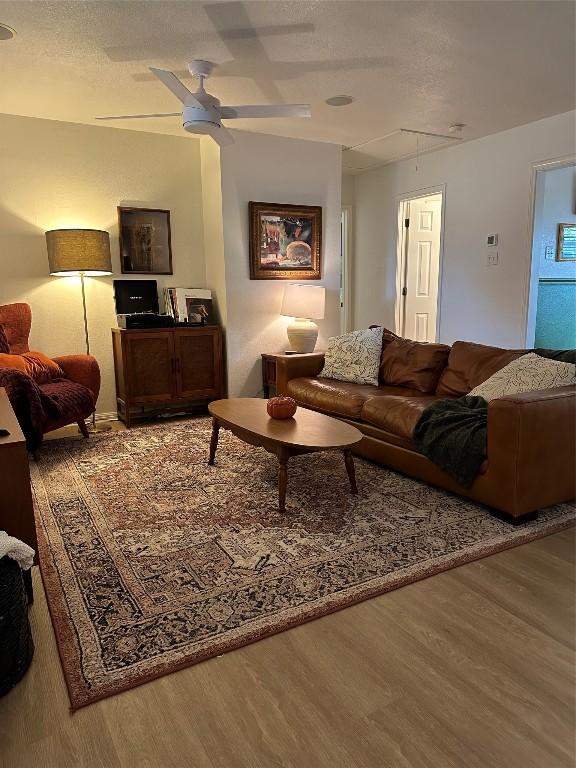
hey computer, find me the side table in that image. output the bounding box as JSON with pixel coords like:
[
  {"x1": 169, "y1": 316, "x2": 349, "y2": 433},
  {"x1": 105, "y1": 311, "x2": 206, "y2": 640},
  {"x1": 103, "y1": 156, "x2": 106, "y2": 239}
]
[
  {"x1": 261, "y1": 352, "x2": 321, "y2": 398},
  {"x1": 261, "y1": 353, "x2": 287, "y2": 398}
]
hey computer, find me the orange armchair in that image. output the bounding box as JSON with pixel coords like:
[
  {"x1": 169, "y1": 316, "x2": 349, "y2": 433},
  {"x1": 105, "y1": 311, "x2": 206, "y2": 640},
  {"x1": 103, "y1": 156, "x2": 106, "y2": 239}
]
[{"x1": 0, "y1": 302, "x2": 100, "y2": 438}]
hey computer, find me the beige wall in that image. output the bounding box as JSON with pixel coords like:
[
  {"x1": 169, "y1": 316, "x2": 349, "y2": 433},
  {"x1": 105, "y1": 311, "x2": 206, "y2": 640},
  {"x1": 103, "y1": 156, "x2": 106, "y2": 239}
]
[
  {"x1": 200, "y1": 137, "x2": 227, "y2": 328},
  {"x1": 219, "y1": 130, "x2": 342, "y2": 397},
  {"x1": 0, "y1": 113, "x2": 206, "y2": 416},
  {"x1": 0, "y1": 112, "x2": 343, "y2": 412}
]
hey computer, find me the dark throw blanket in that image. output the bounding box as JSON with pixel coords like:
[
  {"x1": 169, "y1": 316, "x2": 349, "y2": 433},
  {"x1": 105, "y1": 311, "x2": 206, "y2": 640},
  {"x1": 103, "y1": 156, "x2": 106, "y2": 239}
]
[
  {"x1": 533, "y1": 348, "x2": 576, "y2": 364},
  {"x1": 413, "y1": 396, "x2": 488, "y2": 488},
  {"x1": 0, "y1": 369, "x2": 60, "y2": 452}
]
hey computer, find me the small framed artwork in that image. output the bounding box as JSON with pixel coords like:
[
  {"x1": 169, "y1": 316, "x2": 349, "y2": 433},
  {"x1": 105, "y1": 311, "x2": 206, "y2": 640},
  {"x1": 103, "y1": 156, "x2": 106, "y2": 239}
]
[
  {"x1": 249, "y1": 201, "x2": 322, "y2": 280},
  {"x1": 185, "y1": 293, "x2": 216, "y2": 326},
  {"x1": 557, "y1": 223, "x2": 576, "y2": 261},
  {"x1": 118, "y1": 207, "x2": 173, "y2": 274}
]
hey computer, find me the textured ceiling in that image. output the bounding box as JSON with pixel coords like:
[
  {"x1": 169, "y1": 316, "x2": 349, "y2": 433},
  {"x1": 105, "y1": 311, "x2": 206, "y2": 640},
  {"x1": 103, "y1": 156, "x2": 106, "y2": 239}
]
[{"x1": 0, "y1": 1, "x2": 574, "y2": 171}]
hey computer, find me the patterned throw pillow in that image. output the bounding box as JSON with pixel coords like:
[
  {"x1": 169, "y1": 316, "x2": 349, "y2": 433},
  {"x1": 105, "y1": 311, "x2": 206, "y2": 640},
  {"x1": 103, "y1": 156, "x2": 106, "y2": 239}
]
[
  {"x1": 319, "y1": 326, "x2": 384, "y2": 385},
  {"x1": 468, "y1": 352, "x2": 576, "y2": 402}
]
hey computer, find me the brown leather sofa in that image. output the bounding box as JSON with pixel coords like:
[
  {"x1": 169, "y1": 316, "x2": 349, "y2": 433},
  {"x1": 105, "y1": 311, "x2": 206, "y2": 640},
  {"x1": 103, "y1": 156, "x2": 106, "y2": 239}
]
[{"x1": 276, "y1": 337, "x2": 576, "y2": 523}]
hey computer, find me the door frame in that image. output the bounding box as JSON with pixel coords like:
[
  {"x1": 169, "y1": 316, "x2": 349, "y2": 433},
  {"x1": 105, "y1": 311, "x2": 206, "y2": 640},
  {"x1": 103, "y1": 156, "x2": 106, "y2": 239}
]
[
  {"x1": 395, "y1": 184, "x2": 446, "y2": 340},
  {"x1": 523, "y1": 154, "x2": 576, "y2": 347},
  {"x1": 341, "y1": 205, "x2": 353, "y2": 333}
]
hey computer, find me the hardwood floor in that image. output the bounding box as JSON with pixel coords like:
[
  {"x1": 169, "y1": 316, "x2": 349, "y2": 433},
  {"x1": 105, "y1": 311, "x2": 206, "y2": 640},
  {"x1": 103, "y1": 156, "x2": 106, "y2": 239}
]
[{"x1": 0, "y1": 528, "x2": 573, "y2": 768}]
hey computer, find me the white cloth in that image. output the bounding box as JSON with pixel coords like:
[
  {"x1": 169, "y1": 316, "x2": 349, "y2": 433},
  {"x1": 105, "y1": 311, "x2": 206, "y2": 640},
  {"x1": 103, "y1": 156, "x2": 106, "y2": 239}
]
[{"x1": 0, "y1": 530, "x2": 35, "y2": 570}]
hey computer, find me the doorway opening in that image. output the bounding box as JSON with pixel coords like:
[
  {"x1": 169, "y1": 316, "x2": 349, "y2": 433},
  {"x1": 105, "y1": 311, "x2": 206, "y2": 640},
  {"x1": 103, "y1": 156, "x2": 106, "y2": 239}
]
[
  {"x1": 525, "y1": 158, "x2": 576, "y2": 349},
  {"x1": 395, "y1": 189, "x2": 444, "y2": 341},
  {"x1": 340, "y1": 206, "x2": 352, "y2": 334}
]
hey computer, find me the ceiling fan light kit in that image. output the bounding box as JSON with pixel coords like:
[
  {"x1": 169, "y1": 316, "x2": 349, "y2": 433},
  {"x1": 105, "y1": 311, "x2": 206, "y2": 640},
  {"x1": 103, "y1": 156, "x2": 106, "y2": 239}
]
[{"x1": 96, "y1": 60, "x2": 311, "y2": 148}]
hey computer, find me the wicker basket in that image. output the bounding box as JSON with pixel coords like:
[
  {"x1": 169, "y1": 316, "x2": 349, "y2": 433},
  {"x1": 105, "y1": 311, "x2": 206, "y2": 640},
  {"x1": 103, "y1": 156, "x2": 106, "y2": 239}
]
[{"x1": 0, "y1": 556, "x2": 34, "y2": 697}]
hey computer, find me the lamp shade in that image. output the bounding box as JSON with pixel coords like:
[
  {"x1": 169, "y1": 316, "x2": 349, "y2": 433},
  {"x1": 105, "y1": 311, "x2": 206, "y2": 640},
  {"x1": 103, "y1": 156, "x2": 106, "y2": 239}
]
[
  {"x1": 46, "y1": 229, "x2": 112, "y2": 276},
  {"x1": 281, "y1": 284, "x2": 325, "y2": 320}
]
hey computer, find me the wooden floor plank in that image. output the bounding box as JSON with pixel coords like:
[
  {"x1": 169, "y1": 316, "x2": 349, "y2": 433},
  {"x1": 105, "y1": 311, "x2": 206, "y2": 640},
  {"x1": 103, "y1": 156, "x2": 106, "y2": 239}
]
[{"x1": 0, "y1": 530, "x2": 573, "y2": 768}]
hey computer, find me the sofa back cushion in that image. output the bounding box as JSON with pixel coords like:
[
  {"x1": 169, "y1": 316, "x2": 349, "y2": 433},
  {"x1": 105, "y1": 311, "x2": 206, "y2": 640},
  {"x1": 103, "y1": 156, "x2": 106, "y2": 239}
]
[
  {"x1": 375, "y1": 327, "x2": 400, "y2": 383},
  {"x1": 436, "y1": 341, "x2": 525, "y2": 396},
  {"x1": 380, "y1": 337, "x2": 451, "y2": 393},
  {"x1": 0, "y1": 351, "x2": 65, "y2": 384}
]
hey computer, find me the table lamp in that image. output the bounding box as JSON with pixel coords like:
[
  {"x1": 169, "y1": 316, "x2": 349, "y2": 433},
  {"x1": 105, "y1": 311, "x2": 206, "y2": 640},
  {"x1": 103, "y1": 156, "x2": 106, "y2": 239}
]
[
  {"x1": 281, "y1": 284, "x2": 325, "y2": 353},
  {"x1": 46, "y1": 229, "x2": 112, "y2": 356}
]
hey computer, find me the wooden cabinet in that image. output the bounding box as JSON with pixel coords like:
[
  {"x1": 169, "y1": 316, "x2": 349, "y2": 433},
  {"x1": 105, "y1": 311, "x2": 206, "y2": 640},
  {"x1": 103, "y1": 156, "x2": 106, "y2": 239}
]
[
  {"x1": 112, "y1": 326, "x2": 223, "y2": 426},
  {"x1": 124, "y1": 331, "x2": 175, "y2": 404},
  {"x1": 174, "y1": 329, "x2": 221, "y2": 399}
]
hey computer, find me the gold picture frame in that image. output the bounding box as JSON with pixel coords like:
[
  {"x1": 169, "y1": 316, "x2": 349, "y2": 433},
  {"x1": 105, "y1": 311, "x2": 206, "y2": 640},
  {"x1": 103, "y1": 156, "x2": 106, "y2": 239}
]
[{"x1": 249, "y1": 201, "x2": 322, "y2": 280}]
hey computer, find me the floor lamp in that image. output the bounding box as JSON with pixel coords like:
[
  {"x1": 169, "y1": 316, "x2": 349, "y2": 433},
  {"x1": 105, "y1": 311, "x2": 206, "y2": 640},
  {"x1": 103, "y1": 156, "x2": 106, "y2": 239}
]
[{"x1": 46, "y1": 228, "x2": 112, "y2": 427}]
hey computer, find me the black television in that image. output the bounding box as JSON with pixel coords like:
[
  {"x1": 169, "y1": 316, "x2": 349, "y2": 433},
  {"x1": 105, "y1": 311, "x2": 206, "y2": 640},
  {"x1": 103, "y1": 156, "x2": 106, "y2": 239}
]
[{"x1": 114, "y1": 280, "x2": 159, "y2": 315}]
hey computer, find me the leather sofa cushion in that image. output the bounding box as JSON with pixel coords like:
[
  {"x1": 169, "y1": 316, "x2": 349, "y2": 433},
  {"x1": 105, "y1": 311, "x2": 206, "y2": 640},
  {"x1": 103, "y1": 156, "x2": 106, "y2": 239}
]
[
  {"x1": 361, "y1": 395, "x2": 441, "y2": 439},
  {"x1": 436, "y1": 341, "x2": 525, "y2": 396},
  {"x1": 287, "y1": 377, "x2": 423, "y2": 419},
  {"x1": 380, "y1": 338, "x2": 450, "y2": 393}
]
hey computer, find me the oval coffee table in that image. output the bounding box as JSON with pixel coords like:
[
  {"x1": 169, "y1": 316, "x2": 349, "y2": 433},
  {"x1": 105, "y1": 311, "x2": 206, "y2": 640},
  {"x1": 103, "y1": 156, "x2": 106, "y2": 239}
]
[{"x1": 208, "y1": 398, "x2": 363, "y2": 512}]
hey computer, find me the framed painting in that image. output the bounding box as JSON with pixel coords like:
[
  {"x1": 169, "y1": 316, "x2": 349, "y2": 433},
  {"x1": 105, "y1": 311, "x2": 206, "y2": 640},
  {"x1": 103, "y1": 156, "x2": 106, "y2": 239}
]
[
  {"x1": 557, "y1": 223, "x2": 576, "y2": 262},
  {"x1": 249, "y1": 201, "x2": 322, "y2": 280},
  {"x1": 118, "y1": 207, "x2": 173, "y2": 274}
]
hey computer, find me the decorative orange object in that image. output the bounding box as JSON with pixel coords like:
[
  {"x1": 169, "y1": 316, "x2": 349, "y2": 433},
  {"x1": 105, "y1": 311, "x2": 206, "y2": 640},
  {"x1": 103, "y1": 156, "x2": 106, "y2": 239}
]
[{"x1": 267, "y1": 396, "x2": 297, "y2": 419}]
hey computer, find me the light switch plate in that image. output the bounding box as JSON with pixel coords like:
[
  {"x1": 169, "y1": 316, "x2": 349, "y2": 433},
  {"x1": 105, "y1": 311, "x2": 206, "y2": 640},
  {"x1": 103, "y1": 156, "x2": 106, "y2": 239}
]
[
  {"x1": 544, "y1": 244, "x2": 555, "y2": 260},
  {"x1": 487, "y1": 251, "x2": 499, "y2": 266}
]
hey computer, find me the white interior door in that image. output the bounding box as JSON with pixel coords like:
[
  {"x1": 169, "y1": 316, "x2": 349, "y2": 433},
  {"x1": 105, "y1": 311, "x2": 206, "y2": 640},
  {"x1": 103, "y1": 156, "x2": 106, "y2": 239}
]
[{"x1": 402, "y1": 194, "x2": 442, "y2": 341}]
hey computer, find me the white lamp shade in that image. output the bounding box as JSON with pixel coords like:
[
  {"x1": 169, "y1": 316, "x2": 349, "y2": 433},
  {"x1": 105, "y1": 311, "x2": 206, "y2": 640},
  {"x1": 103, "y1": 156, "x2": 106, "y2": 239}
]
[{"x1": 281, "y1": 284, "x2": 325, "y2": 320}]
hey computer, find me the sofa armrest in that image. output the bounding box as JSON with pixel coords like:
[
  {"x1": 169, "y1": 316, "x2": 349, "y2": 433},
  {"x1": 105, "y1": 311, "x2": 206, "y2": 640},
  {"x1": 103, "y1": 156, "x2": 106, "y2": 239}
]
[
  {"x1": 52, "y1": 355, "x2": 101, "y2": 401},
  {"x1": 487, "y1": 385, "x2": 576, "y2": 516},
  {"x1": 276, "y1": 353, "x2": 325, "y2": 395}
]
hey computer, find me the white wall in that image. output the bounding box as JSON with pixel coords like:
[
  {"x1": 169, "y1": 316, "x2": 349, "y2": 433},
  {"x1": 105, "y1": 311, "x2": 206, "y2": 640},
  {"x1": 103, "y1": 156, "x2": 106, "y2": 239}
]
[
  {"x1": 352, "y1": 111, "x2": 576, "y2": 348},
  {"x1": 526, "y1": 162, "x2": 576, "y2": 344},
  {"x1": 341, "y1": 174, "x2": 356, "y2": 208},
  {"x1": 219, "y1": 130, "x2": 342, "y2": 397},
  {"x1": 0, "y1": 113, "x2": 206, "y2": 416},
  {"x1": 534, "y1": 165, "x2": 576, "y2": 280}
]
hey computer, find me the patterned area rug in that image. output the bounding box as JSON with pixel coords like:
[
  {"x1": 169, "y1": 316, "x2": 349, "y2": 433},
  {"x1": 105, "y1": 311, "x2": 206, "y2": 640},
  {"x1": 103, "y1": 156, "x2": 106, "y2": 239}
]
[{"x1": 32, "y1": 417, "x2": 575, "y2": 709}]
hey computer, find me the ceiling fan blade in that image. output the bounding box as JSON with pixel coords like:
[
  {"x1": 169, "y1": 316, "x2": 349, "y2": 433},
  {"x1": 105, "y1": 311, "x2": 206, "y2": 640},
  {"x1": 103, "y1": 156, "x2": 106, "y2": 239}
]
[
  {"x1": 219, "y1": 104, "x2": 311, "y2": 119},
  {"x1": 149, "y1": 67, "x2": 203, "y2": 108},
  {"x1": 204, "y1": 123, "x2": 235, "y2": 147},
  {"x1": 95, "y1": 112, "x2": 181, "y2": 121}
]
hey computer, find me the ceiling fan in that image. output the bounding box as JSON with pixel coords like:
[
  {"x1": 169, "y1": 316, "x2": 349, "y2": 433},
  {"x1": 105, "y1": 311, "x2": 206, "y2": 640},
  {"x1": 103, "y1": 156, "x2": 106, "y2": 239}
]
[{"x1": 96, "y1": 60, "x2": 311, "y2": 147}]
